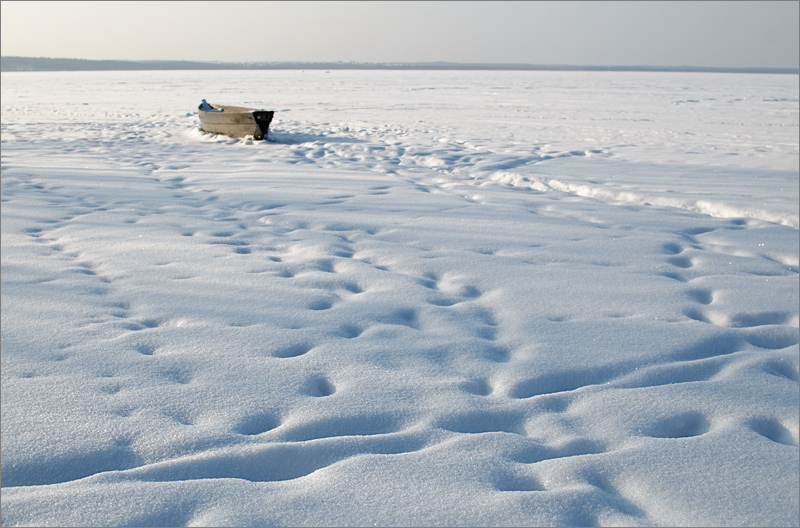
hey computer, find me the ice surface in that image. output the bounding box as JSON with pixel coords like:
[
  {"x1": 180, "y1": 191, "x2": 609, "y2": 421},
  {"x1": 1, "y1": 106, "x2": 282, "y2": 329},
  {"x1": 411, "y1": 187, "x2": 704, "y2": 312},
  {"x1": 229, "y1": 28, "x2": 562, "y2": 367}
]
[{"x1": 1, "y1": 70, "x2": 798, "y2": 526}]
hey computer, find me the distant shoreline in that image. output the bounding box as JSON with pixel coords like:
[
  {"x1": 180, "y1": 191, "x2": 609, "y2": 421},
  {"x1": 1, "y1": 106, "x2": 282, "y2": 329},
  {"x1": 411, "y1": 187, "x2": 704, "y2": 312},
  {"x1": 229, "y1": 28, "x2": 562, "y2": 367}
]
[{"x1": 2, "y1": 56, "x2": 797, "y2": 74}]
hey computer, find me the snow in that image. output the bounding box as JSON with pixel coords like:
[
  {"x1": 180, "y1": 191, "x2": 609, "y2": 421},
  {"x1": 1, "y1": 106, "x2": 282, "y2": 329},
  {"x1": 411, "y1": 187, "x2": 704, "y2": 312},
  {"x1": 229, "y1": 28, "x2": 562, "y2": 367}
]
[
  {"x1": 198, "y1": 99, "x2": 222, "y2": 112},
  {"x1": 1, "y1": 69, "x2": 798, "y2": 527}
]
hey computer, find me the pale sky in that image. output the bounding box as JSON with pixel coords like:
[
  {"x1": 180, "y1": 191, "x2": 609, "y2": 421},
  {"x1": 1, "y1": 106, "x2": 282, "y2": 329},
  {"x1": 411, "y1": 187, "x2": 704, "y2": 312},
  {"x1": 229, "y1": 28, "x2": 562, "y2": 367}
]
[{"x1": 1, "y1": 1, "x2": 798, "y2": 68}]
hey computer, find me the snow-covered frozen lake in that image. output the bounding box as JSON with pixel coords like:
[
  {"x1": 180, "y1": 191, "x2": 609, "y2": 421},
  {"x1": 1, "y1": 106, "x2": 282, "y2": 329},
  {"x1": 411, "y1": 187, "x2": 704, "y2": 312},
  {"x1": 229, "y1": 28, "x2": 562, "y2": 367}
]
[{"x1": 1, "y1": 70, "x2": 798, "y2": 526}]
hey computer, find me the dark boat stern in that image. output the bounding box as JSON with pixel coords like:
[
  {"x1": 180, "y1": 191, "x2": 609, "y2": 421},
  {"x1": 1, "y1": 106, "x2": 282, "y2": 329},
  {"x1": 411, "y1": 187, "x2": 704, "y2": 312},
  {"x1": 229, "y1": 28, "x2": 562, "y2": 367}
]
[{"x1": 253, "y1": 111, "x2": 275, "y2": 140}]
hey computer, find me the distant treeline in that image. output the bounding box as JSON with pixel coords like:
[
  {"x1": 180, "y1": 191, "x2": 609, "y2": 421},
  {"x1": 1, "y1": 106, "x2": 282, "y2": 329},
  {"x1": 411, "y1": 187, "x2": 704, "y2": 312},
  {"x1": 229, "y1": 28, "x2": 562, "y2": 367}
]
[{"x1": 2, "y1": 56, "x2": 797, "y2": 74}]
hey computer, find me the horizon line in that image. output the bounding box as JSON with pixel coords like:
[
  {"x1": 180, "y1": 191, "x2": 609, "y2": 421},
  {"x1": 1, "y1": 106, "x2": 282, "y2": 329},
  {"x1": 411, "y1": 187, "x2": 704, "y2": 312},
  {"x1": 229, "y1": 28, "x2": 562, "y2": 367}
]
[{"x1": 2, "y1": 56, "x2": 797, "y2": 74}]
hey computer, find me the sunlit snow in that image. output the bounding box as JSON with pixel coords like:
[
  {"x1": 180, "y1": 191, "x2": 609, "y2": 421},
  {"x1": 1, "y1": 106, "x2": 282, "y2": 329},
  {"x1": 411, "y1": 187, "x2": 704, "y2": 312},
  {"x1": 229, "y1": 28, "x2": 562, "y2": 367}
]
[{"x1": 1, "y1": 70, "x2": 798, "y2": 527}]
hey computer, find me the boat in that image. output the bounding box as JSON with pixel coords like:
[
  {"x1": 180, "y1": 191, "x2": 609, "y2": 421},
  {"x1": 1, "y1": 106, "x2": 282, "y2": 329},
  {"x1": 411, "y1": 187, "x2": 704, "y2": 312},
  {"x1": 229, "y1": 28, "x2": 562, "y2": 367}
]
[{"x1": 198, "y1": 100, "x2": 275, "y2": 140}]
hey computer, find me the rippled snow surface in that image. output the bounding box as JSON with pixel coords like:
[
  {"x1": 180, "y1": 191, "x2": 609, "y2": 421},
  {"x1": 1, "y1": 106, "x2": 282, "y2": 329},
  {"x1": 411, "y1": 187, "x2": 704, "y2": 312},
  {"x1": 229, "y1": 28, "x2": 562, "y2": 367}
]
[{"x1": 2, "y1": 70, "x2": 798, "y2": 526}]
